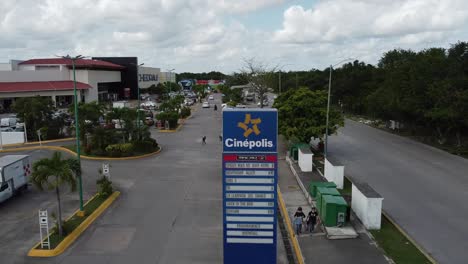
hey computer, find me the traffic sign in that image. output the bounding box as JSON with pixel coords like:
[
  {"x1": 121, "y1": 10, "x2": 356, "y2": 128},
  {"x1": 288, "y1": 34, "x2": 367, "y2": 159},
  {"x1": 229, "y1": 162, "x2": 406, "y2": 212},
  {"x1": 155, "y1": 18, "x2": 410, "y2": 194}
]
[
  {"x1": 222, "y1": 109, "x2": 278, "y2": 264},
  {"x1": 102, "y1": 163, "x2": 110, "y2": 178}
]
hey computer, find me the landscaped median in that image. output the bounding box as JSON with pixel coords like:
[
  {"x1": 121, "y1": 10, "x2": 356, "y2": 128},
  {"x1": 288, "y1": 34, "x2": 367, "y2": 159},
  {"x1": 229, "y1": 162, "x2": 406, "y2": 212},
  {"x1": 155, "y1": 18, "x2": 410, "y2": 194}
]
[
  {"x1": 28, "y1": 191, "x2": 120, "y2": 257},
  {"x1": 0, "y1": 145, "x2": 161, "y2": 160},
  {"x1": 157, "y1": 106, "x2": 197, "y2": 133}
]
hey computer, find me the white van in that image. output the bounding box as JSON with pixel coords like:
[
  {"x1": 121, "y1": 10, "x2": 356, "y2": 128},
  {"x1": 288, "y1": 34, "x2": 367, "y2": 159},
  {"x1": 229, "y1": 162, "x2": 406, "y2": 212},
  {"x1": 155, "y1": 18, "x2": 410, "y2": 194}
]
[{"x1": 0, "y1": 155, "x2": 31, "y2": 203}]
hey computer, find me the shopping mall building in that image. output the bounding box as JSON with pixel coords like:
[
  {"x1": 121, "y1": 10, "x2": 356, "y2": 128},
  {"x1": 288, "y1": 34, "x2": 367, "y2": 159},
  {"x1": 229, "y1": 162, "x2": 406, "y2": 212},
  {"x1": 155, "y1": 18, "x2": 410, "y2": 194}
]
[{"x1": 0, "y1": 57, "x2": 175, "y2": 111}]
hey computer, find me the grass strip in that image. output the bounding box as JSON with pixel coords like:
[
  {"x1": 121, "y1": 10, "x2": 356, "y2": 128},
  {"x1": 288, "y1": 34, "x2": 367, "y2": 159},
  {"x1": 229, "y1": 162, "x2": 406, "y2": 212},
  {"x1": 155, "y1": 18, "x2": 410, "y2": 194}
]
[
  {"x1": 36, "y1": 195, "x2": 107, "y2": 249},
  {"x1": 371, "y1": 217, "x2": 432, "y2": 264}
]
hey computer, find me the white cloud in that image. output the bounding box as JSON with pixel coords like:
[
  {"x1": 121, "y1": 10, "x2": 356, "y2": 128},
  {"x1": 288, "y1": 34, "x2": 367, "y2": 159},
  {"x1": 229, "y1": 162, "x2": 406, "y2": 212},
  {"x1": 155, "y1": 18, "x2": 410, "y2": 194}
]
[
  {"x1": 274, "y1": 0, "x2": 468, "y2": 43},
  {"x1": 0, "y1": 0, "x2": 466, "y2": 73}
]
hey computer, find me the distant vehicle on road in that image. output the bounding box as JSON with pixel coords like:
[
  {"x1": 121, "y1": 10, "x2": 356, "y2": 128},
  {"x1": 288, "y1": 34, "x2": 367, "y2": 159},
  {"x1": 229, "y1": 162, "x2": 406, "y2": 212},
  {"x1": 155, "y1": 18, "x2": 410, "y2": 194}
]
[
  {"x1": 245, "y1": 94, "x2": 254, "y2": 101},
  {"x1": 0, "y1": 117, "x2": 17, "y2": 128},
  {"x1": 202, "y1": 102, "x2": 210, "y2": 108},
  {"x1": 257, "y1": 99, "x2": 269, "y2": 106},
  {"x1": 208, "y1": 95, "x2": 214, "y2": 100},
  {"x1": 0, "y1": 155, "x2": 30, "y2": 203},
  {"x1": 112, "y1": 101, "x2": 131, "y2": 109},
  {"x1": 236, "y1": 103, "x2": 246, "y2": 108}
]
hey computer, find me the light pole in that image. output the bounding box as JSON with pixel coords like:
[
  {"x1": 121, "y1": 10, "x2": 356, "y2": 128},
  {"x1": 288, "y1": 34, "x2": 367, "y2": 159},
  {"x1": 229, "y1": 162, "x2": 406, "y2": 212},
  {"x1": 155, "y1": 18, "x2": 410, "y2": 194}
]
[
  {"x1": 135, "y1": 63, "x2": 144, "y2": 140},
  {"x1": 61, "y1": 54, "x2": 85, "y2": 215},
  {"x1": 324, "y1": 58, "x2": 355, "y2": 161},
  {"x1": 167, "y1": 68, "x2": 175, "y2": 91}
]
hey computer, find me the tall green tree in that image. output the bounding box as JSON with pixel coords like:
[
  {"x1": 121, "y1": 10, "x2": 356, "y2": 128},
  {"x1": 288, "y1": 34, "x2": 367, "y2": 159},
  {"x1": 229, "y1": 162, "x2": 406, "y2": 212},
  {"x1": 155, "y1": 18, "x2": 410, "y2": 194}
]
[
  {"x1": 12, "y1": 96, "x2": 55, "y2": 140},
  {"x1": 69, "y1": 101, "x2": 105, "y2": 146},
  {"x1": 31, "y1": 152, "x2": 80, "y2": 237},
  {"x1": 273, "y1": 87, "x2": 344, "y2": 143}
]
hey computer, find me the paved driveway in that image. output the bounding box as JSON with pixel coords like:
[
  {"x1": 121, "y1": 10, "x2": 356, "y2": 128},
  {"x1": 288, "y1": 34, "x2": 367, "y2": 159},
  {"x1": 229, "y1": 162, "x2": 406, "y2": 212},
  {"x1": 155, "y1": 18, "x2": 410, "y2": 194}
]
[
  {"x1": 328, "y1": 119, "x2": 468, "y2": 264},
  {"x1": 0, "y1": 94, "x2": 287, "y2": 264}
]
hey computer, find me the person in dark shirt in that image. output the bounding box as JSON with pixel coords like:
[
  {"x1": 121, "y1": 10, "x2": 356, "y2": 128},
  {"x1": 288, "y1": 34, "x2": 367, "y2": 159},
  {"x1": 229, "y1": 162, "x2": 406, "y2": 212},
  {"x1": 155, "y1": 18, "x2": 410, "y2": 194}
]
[
  {"x1": 293, "y1": 207, "x2": 306, "y2": 234},
  {"x1": 306, "y1": 207, "x2": 318, "y2": 233}
]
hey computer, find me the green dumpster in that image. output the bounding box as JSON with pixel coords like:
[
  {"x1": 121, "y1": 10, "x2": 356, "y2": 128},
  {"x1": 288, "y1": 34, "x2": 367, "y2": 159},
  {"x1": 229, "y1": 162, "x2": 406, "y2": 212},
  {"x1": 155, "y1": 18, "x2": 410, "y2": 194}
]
[
  {"x1": 309, "y1": 181, "x2": 337, "y2": 198},
  {"x1": 289, "y1": 143, "x2": 309, "y2": 160},
  {"x1": 321, "y1": 195, "x2": 348, "y2": 227},
  {"x1": 316, "y1": 187, "x2": 340, "y2": 213}
]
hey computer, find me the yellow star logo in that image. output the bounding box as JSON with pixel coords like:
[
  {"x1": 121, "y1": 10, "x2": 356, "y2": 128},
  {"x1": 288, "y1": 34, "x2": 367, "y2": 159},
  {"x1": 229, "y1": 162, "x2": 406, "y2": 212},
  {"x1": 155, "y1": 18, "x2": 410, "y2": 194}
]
[{"x1": 238, "y1": 114, "x2": 261, "y2": 138}]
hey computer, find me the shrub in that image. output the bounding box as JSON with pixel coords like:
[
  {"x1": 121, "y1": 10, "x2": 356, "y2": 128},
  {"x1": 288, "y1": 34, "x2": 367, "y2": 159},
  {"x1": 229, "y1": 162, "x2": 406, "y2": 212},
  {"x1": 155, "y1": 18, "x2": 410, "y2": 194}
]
[
  {"x1": 156, "y1": 111, "x2": 179, "y2": 129},
  {"x1": 132, "y1": 138, "x2": 159, "y2": 153},
  {"x1": 180, "y1": 107, "x2": 191, "y2": 118},
  {"x1": 97, "y1": 176, "x2": 113, "y2": 198},
  {"x1": 105, "y1": 143, "x2": 134, "y2": 157}
]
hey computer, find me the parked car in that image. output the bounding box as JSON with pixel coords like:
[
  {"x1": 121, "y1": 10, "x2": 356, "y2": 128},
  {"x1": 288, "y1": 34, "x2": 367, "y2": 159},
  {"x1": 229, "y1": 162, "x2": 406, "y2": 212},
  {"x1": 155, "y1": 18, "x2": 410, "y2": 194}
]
[
  {"x1": 208, "y1": 95, "x2": 214, "y2": 100},
  {"x1": 202, "y1": 102, "x2": 210, "y2": 108},
  {"x1": 0, "y1": 117, "x2": 17, "y2": 128},
  {"x1": 236, "y1": 104, "x2": 246, "y2": 108}
]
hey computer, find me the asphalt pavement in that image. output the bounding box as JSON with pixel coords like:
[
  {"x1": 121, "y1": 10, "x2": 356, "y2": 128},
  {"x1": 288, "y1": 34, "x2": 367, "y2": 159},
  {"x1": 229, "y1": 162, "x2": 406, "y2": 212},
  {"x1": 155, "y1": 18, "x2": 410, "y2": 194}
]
[
  {"x1": 0, "y1": 94, "x2": 288, "y2": 264},
  {"x1": 328, "y1": 119, "x2": 468, "y2": 264}
]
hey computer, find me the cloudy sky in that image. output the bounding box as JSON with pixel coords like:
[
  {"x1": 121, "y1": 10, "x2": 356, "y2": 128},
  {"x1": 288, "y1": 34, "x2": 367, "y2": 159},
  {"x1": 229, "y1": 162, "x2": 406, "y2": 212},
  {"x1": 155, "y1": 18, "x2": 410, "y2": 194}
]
[{"x1": 1, "y1": 0, "x2": 467, "y2": 73}]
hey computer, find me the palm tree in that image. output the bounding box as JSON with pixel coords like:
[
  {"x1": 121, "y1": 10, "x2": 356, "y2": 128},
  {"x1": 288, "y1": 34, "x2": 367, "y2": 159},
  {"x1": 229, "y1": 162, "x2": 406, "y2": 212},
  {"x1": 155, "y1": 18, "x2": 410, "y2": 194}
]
[{"x1": 31, "y1": 152, "x2": 80, "y2": 237}]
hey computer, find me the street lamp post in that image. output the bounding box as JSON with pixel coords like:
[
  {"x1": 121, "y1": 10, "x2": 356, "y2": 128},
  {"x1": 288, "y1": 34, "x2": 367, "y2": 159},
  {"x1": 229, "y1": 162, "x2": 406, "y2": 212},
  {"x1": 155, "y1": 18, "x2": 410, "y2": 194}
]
[
  {"x1": 324, "y1": 58, "x2": 355, "y2": 161},
  {"x1": 167, "y1": 68, "x2": 175, "y2": 98},
  {"x1": 136, "y1": 63, "x2": 144, "y2": 140},
  {"x1": 62, "y1": 54, "x2": 85, "y2": 215}
]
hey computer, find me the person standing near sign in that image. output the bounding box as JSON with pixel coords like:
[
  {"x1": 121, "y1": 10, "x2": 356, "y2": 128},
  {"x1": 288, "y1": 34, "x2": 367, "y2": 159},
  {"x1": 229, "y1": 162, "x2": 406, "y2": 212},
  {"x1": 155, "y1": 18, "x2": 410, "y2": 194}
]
[
  {"x1": 202, "y1": 136, "x2": 206, "y2": 144},
  {"x1": 294, "y1": 207, "x2": 306, "y2": 234}
]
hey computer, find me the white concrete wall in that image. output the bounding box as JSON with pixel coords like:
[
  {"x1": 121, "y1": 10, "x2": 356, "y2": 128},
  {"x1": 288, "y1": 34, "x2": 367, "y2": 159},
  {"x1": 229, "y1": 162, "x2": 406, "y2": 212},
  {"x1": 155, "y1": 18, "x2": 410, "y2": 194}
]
[
  {"x1": 351, "y1": 185, "x2": 383, "y2": 230},
  {"x1": 298, "y1": 149, "x2": 313, "y2": 172},
  {"x1": 1, "y1": 132, "x2": 25, "y2": 145},
  {"x1": 17, "y1": 65, "x2": 35, "y2": 71},
  {"x1": 324, "y1": 158, "x2": 344, "y2": 189},
  {"x1": 0, "y1": 63, "x2": 12, "y2": 71},
  {"x1": 0, "y1": 70, "x2": 68, "y2": 82}
]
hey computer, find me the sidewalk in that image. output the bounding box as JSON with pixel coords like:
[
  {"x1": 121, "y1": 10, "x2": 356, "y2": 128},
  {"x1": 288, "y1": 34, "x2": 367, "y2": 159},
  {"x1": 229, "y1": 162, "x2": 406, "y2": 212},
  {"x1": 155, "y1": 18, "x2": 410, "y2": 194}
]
[{"x1": 277, "y1": 138, "x2": 390, "y2": 264}]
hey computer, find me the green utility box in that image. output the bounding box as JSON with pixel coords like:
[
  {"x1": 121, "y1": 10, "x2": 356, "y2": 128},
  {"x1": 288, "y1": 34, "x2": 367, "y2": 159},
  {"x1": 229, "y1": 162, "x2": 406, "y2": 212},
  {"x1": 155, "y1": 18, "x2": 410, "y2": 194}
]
[
  {"x1": 309, "y1": 181, "x2": 337, "y2": 198},
  {"x1": 316, "y1": 187, "x2": 341, "y2": 213},
  {"x1": 321, "y1": 195, "x2": 348, "y2": 227},
  {"x1": 289, "y1": 143, "x2": 309, "y2": 160}
]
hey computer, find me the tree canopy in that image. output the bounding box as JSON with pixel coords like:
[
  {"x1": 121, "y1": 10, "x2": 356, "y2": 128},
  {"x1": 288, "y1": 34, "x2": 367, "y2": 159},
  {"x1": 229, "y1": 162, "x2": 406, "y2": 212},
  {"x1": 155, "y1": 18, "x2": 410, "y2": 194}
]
[{"x1": 273, "y1": 87, "x2": 344, "y2": 143}]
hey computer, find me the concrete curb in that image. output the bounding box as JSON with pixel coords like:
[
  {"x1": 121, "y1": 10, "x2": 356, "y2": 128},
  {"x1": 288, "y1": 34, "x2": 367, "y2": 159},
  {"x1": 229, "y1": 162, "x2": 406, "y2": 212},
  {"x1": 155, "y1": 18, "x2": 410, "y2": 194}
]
[
  {"x1": 0, "y1": 145, "x2": 162, "y2": 161},
  {"x1": 28, "y1": 191, "x2": 121, "y2": 257},
  {"x1": 277, "y1": 186, "x2": 305, "y2": 264},
  {"x1": 381, "y1": 211, "x2": 437, "y2": 264}
]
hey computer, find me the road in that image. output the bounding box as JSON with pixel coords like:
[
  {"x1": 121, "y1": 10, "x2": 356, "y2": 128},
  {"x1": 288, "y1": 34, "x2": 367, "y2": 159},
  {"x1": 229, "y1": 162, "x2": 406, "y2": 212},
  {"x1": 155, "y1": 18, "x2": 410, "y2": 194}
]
[
  {"x1": 328, "y1": 119, "x2": 468, "y2": 264},
  {"x1": 0, "y1": 94, "x2": 287, "y2": 264}
]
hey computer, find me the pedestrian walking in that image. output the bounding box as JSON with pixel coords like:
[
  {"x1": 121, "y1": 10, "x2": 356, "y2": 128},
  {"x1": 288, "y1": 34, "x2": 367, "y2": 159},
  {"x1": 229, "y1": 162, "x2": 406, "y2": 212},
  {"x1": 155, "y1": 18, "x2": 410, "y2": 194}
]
[
  {"x1": 294, "y1": 215, "x2": 303, "y2": 235},
  {"x1": 293, "y1": 207, "x2": 306, "y2": 234},
  {"x1": 219, "y1": 134, "x2": 223, "y2": 142},
  {"x1": 214, "y1": 104, "x2": 218, "y2": 111},
  {"x1": 202, "y1": 136, "x2": 206, "y2": 144},
  {"x1": 306, "y1": 207, "x2": 318, "y2": 233}
]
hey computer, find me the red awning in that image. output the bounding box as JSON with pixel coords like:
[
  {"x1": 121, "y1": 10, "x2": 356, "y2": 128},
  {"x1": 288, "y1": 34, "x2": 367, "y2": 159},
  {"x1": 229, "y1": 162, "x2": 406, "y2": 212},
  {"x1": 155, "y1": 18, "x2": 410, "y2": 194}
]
[
  {"x1": 19, "y1": 58, "x2": 125, "y2": 70},
  {"x1": 0, "y1": 81, "x2": 92, "y2": 93}
]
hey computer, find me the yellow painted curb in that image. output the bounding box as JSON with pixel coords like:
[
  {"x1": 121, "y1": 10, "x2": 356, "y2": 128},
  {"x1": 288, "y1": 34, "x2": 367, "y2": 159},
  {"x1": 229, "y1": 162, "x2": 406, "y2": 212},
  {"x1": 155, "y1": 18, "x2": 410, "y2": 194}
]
[
  {"x1": 382, "y1": 211, "x2": 437, "y2": 264},
  {"x1": 0, "y1": 145, "x2": 162, "y2": 161},
  {"x1": 2, "y1": 138, "x2": 75, "y2": 148},
  {"x1": 277, "y1": 186, "x2": 305, "y2": 264},
  {"x1": 28, "y1": 191, "x2": 121, "y2": 257}
]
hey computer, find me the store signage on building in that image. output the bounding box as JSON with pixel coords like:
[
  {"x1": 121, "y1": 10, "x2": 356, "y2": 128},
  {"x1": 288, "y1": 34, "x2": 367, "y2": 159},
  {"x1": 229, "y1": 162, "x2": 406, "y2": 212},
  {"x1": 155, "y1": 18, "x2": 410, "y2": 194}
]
[
  {"x1": 222, "y1": 108, "x2": 278, "y2": 264},
  {"x1": 139, "y1": 74, "x2": 158, "y2": 82}
]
